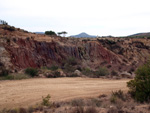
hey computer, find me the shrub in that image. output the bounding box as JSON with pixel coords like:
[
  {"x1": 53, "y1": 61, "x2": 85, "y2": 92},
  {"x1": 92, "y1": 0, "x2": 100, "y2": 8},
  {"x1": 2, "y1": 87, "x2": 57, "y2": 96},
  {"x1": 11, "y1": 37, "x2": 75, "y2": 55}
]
[
  {"x1": 0, "y1": 68, "x2": 9, "y2": 77},
  {"x1": 62, "y1": 57, "x2": 78, "y2": 73},
  {"x1": 110, "y1": 94, "x2": 117, "y2": 103},
  {"x1": 12, "y1": 74, "x2": 30, "y2": 80},
  {"x1": 0, "y1": 74, "x2": 30, "y2": 80},
  {"x1": 41, "y1": 94, "x2": 51, "y2": 106},
  {"x1": 111, "y1": 70, "x2": 118, "y2": 76},
  {"x1": 3, "y1": 25, "x2": 15, "y2": 31},
  {"x1": 52, "y1": 71, "x2": 61, "y2": 78},
  {"x1": 64, "y1": 63, "x2": 75, "y2": 72},
  {"x1": 41, "y1": 66, "x2": 49, "y2": 70},
  {"x1": 66, "y1": 57, "x2": 78, "y2": 66},
  {"x1": 27, "y1": 106, "x2": 34, "y2": 113},
  {"x1": 49, "y1": 65, "x2": 59, "y2": 71},
  {"x1": 77, "y1": 66, "x2": 82, "y2": 71},
  {"x1": 111, "y1": 90, "x2": 125, "y2": 101},
  {"x1": 98, "y1": 94, "x2": 107, "y2": 98},
  {"x1": 127, "y1": 61, "x2": 150, "y2": 102},
  {"x1": 25, "y1": 67, "x2": 38, "y2": 77},
  {"x1": 71, "y1": 99, "x2": 85, "y2": 106},
  {"x1": 71, "y1": 106, "x2": 98, "y2": 113},
  {"x1": 110, "y1": 90, "x2": 126, "y2": 104},
  {"x1": 128, "y1": 67, "x2": 135, "y2": 74},
  {"x1": 8, "y1": 109, "x2": 18, "y2": 113},
  {"x1": 19, "y1": 108, "x2": 27, "y2": 113},
  {"x1": 71, "y1": 106, "x2": 84, "y2": 113},
  {"x1": 82, "y1": 68, "x2": 93, "y2": 76},
  {"x1": 0, "y1": 75, "x2": 14, "y2": 80},
  {"x1": 26, "y1": 37, "x2": 30, "y2": 41},
  {"x1": 95, "y1": 67, "x2": 109, "y2": 77},
  {"x1": 67, "y1": 73, "x2": 79, "y2": 77},
  {"x1": 91, "y1": 98, "x2": 101, "y2": 107}
]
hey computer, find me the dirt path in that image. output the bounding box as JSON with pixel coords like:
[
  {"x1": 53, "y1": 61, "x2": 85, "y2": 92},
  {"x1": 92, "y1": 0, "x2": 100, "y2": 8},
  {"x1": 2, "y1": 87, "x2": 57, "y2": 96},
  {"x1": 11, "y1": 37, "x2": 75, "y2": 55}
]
[{"x1": 0, "y1": 78, "x2": 130, "y2": 109}]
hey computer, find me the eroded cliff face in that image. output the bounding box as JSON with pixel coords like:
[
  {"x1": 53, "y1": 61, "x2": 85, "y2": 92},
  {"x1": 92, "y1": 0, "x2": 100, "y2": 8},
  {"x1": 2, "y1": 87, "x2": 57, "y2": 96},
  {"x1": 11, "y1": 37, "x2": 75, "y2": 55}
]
[
  {"x1": 5, "y1": 38, "x2": 121, "y2": 70},
  {"x1": 1, "y1": 25, "x2": 150, "y2": 73}
]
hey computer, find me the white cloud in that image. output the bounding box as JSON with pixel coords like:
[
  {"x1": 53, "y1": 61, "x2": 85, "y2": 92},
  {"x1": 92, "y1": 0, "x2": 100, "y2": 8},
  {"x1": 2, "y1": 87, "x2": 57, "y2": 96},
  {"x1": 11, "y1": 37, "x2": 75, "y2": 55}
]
[{"x1": 0, "y1": 0, "x2": 150, "y2": 36}]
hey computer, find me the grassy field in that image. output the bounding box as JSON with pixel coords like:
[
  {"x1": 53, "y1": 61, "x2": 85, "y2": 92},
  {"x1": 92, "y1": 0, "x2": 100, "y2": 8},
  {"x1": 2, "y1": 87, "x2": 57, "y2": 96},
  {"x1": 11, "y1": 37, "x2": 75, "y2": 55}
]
[{"x1": 0, "y1": 77, "x2": 130, "y2": 109}]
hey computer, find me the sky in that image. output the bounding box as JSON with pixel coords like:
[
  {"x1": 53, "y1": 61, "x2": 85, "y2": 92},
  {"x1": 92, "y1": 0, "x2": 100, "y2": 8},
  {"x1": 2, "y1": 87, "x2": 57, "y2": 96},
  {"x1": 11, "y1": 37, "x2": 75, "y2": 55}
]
[{"x1": 0, "y1": 0, "x2": 150, "y2": 36}]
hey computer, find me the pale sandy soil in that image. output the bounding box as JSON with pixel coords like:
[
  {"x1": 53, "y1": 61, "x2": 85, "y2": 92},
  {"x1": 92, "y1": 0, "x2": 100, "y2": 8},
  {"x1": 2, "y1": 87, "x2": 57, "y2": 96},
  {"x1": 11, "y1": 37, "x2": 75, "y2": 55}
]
[{"x1": 0, "y1": 78, "x2": 130, "y2": 109}]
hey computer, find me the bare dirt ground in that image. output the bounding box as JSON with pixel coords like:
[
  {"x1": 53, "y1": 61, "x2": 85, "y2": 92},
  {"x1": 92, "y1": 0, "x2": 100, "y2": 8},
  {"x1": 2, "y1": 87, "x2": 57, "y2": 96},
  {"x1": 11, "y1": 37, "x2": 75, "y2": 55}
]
[{"x1": 0, "y1": 78, "x2": 130, "y2": 109}]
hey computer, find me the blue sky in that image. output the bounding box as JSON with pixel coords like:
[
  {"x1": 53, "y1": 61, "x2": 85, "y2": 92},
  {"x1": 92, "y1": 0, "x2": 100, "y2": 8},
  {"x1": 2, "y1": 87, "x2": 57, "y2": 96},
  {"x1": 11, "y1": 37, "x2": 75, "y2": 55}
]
[{"x1": 0, "y1": 0, "x2": 150, "y2": 36}]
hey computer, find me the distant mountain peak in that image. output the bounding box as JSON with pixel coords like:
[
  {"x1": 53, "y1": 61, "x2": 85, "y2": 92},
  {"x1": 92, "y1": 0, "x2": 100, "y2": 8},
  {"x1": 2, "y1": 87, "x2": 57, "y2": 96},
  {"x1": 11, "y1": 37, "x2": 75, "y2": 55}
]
[
  {"x1": 70, "y1": 32, "x2": 96, "y2": 38},
  {"x1": 79, "y1": 32, "x2": 88, "y2": 35}
]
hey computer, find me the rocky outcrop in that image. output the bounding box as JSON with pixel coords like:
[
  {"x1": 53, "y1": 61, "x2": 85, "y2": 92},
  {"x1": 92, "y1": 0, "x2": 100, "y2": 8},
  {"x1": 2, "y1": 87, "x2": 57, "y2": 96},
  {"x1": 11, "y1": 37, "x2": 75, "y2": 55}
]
[
  {"x1": 5, "y1": 38, "x2": 121, "y2": 70},
  {"x1": 1, "y1": 25, "x2": 150, "y2": 73},
  {"x1": 0, "y1": 45, "x2": 12, "y2": 69}
]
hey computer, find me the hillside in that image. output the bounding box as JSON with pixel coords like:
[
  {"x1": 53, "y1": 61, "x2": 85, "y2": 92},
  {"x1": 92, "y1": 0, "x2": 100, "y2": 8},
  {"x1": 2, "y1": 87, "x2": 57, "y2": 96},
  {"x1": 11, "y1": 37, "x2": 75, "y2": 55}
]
[
  {"x1": 1, "y1": 24, "x2": 150, "y2": 112},
  {"x1": 129, "y1": 32, "x2": 150, "y2": 37},
  {"x1": 70, "y1": 32, "x2": 97, "y2": 38},
  {"x1": 0, "y1": 25, "x2": 150, "y2": 77}
]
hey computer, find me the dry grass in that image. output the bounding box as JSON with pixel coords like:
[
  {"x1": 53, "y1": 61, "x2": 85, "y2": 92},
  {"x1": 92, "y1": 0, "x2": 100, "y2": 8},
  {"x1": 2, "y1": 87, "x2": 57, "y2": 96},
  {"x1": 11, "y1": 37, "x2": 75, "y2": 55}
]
[
  {"x1": 1, "y1": 92, "x2": 150, "y2": 113},
  {"x1": 0, "y1": 78, "x2": 129, "y2": 109}
]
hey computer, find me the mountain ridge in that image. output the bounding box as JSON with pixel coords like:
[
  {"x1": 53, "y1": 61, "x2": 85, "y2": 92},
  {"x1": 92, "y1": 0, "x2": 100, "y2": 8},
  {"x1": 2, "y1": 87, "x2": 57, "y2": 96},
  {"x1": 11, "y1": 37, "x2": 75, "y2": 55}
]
[
  {"x1": 34, "y1": 32, "x2": 45, "y2": 34},
  {"x1": 129, "y1": 32, "x2": 150, "y2": 37}
]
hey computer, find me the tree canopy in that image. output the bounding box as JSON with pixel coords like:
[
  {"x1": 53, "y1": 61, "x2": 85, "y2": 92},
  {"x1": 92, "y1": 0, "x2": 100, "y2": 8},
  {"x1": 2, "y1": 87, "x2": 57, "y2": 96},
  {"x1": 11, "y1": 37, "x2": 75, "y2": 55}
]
[
  {"x1": 57, "y1": 31, "x2": 67, "y2": 37},
  {"x1": 45, "y1": 31, "x2": 56, "y2": 36},
  {"x1": 0, "y1": 20, "x2": 8, "y2": 25}
]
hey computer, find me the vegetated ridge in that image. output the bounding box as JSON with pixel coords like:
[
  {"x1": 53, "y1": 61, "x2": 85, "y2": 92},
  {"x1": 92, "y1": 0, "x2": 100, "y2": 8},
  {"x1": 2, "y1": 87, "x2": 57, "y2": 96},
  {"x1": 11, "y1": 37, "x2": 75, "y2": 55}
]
[{"x1": 0, "y1": 24, "x2": 150, "y2": 77}]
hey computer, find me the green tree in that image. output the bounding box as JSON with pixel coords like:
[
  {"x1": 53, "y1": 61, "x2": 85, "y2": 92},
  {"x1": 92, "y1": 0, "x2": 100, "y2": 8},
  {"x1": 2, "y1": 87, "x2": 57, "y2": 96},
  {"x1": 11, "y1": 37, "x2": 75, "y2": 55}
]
[
  {"x1": 57, "y1": 32, "x2": 62, "y2": 36},
  {"x1": 127, "y1": 61, "x2": 150, "y2": 102},
  {"x1": 62, "y1": 31, "x2": 67, "y2": 37},
  {"x1": 57, "y1": 31, "x2": 67, "y2": 37},
  {"x1": 45, "y1": 31, "x2": 56, "y2": 36}
]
